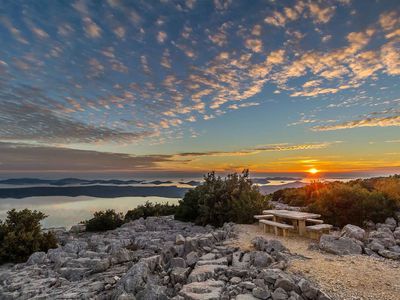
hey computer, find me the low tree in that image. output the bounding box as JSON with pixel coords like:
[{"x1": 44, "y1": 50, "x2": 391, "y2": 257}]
[
  {"x1": 85, "y1": 209, "x2": 124, "y2": 232},
  {"x1": 124, "y1": 201, "x2": 177, "y2": 221},
  {"x1": 0, "y1": 209, "x2": 57, "y2": 264},
  {"x1": 175, "y1": 170, "x2": 270, "y2": 227}
]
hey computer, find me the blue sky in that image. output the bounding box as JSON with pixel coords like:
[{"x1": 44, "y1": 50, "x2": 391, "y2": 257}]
[{"x1": 0, "y1": 0, "x2": 399, "y2": 175}]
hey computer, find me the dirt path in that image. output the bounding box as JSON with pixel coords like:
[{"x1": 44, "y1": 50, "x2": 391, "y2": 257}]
[{"x1": 228, "y1": 224, "x2": 400, "y2": 300}]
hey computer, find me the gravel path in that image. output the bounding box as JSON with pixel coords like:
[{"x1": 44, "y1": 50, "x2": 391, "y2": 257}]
[{"x1": 229, "y1": 224, "x2": 400, "y2": 300}]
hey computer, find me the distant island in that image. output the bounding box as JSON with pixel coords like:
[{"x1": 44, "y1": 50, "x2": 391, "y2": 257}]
[
  {"x1": 0, "y1": 185, "x2": 188, "y2": 199},
  {"x1": 0, "y1": 178, "x2": 143, "y2": 186}
]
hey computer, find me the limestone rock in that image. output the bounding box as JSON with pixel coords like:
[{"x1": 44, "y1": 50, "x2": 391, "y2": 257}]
[
  {"x1": 176, "y1": 234, "x2": 185, "y2": 245},
  {"x1": 69, "y1": 223, "x2": 86, "y2": 233},
  {"x1": 252, "y1": 287, "x2": 271, "y2": 299},
  {"x1": 250, "y1": 251, "x2": 274, "y2": 268},
  {"x1": 26, "y1": 251, "x2": 47, "y2": 265},
  {"x1": 272, "y1": 287, "x2": 288, "y2": 300},
  {"x1": 340, "y1": 224, "x2": 366, "y2": 241},
  {"x1": 319, "y1": 234, "x2": 362, "y2": 255},
  {"x1": 188, "y1": 264, "x2": 228, "y2": 282},
  {"x1": 179, "y1": 280, "x2": 225, "y2": 300}
]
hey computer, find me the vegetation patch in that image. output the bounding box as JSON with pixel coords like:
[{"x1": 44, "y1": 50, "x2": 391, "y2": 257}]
[
  {"x1": 272, "y1": 175, "x2": 400, "y2": 227},
  {"x1": 0, "y1": 209, "x2": 57, "y2": 264},
  {"x1": 175, "y1": 170, "x2": 271, "y2": 227}
]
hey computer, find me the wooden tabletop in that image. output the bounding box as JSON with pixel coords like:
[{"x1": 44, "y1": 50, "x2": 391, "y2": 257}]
[{"x1": 262, "y1": 209, "x2": 321, "y2": 220}]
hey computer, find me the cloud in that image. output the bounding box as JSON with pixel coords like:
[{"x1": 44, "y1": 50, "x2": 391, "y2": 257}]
[
  {"x1": 228, "y1": 102, "x2": 260, "y2": 110},
  {"x1": 83, "y1": 17, "x2": 102, "y2": 38},
  {"x1": 379, "y1": 11, "x2": 399, "y2": 31},
  {"x1": 308, "y1": 2, "x2": 336, "y2": 24},
  {"x1": 214, "y1": 0, "x2": 232, "y2": 11},
  {"x1": 264, "y1": 11, "x2": 287, "y2": 27},
  {"x1": 0, "y1": 142, "x2": 173, "y2": 172},
  {"x1": 312, "y1": 115, "x2": 400, "y2": 131},
  {"x1": 244, "y1": 38, "x2": 263, "y2": 53},
  {"x1": 157, "y1": 31, "x2": 167, "y2": 43},
  {"x1": 175, "y1": 141, "x2": 339, "y2": 157},
  {"x1": 0, "y1": 101, "x2": 153, "y2": 144}
]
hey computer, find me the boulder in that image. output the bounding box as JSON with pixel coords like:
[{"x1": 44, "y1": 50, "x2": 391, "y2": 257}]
[
  {"x1": 274, "y1": 276, "x2": 297, "y2": 292},
  {"x1": 251, "y1": 237, "x2": 287, "y2": 254},
  {"x1": 393, "y1": 229, "x2": 400, "y2": 240},
  {"x1": 186, "y1": 251, "x2": 199, "y2": 267},
  {"x1": 240, "y1": 281, "x2": 257, "y2": 290},
  {"x1": 378, "y1": 249, "x2": 400, "y2": 260},
  {"x1": 69, "y1": 224, "x2": 86, "y2": 233},
  {"x1": 236, "y1": 294, "x2": 258, "y2": 300},
  {"x1": 170, "y1": 257, "x2": 187, "y2": 269},
  {"x1": 58, "y1": 267, "x2": 88, "y2": 281},
  {"x1": 340, "y1": 224, "x2": 366, "y2": 241},
  {"x1": 179, "y1": 280, "x2": 225, "y2": 300},
  {"x1": 230, "y1": 276, "x2": 242, "y2": 284},
  {"x1": 319, "y1": 235, "x2": 362, "y2": 255},
  {"x1": 196, "y1": 257, "x2": 228, "y2": 266},
  {"x1": 176, "y1": 234, "x2": 185, "y2": 245},
  {"x1": 111, "y1": 248, "x2": 135, "y2": 264},
  {"x1": 385, "y1": 217, "x2": 397, "y2": 231},
  {"x1": 298, "y1": 278, "x2": 318, "y2": 299},
  {"x1": 272, "y1": 287, "x2": 288, "y2": 300},
  {"x1": 170, "y1": 267, "x2": 191, "y2": 284},
  {"x1": 250, "y1": 251, "x2": 274, "y2": 268},
  {"x1": 136, "y1": 284, "x2": 168, "y2": 300},
  {"x1": 368, "y1": 231, "x2": 396, "y2": 248},
  {"x1": 252, "y1": 287, "x2": 271, "y2": 299},
  {"x1": 26, "y1": 252, "x2": 47, "y2": 265},
  {"x1": 188, "y1": 264, "x2": 227, "y2": 282},
  {"x1": 117, "y1": 261, "x2": 150, "y2": 294},
  {"x1": 367, "y1": 240, "x2": 385, "y2": 252}
]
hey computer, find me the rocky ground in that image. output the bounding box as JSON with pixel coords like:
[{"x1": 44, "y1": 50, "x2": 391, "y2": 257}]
[
  {"x1": 231, "y1": 224, "x2": 400, "y2": 300},
  {"x1": 0, "y1": 216, "x2": 331, "y2": 300}
]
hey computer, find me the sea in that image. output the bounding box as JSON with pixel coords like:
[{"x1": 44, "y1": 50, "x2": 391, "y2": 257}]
[{"x1": 0, "y1": 174, "x2": 372, "y2": 228}]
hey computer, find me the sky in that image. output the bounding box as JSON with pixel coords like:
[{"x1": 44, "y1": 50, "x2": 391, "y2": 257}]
[{"x1": 0, "y1": 0, "x2": 399, "y2": 177}]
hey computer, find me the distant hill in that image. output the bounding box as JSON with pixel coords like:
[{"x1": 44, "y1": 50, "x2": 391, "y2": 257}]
[
  {"x1": 0, "y1": 185, "x2": 188, "y2": 199},
  {"x1": 0, "y1": 178, "x2": 143, "y2": 186},
  {"x1": 258, "y1": 181, "x2": 306, "y2": 194}
]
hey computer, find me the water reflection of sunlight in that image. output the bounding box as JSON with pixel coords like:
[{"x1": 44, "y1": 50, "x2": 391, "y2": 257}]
[{"x1": 0, "y1": 196, "x2": 180, "y2": 229}]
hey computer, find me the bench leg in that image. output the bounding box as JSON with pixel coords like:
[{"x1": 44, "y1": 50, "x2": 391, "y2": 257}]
[
  {"x1": 274, "y1": 226, "x2": 278, "y2": 236},
  {"x1": 298, "y1": 220, "x2": 306, "y2": 236},
  {"x1": 282, "y1": 229, "x2": 287, "y2": 237}
]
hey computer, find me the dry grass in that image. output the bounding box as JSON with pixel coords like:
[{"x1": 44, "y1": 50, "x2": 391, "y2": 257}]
[{"x1": 229, "y1": 224, "x2": 400, "y2": 300}]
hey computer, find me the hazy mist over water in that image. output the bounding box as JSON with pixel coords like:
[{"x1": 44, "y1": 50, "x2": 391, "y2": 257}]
[{"x1": 0, "y1": 196, "x2": 180, "y2": 229}]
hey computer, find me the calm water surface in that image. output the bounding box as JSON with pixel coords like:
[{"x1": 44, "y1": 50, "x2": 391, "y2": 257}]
[{"x1": 0, "y1": 196, "x2": 180, "y2": 229}]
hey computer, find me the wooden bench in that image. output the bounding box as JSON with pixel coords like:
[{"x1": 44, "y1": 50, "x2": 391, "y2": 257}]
[
  {"x1": 254, "y1": 214, "x2": 274, "y2": 228},
  {"x1": 306, "y1": 218, "x2": 324, "y2": 224},
  {"x1": 254, "y1": 214, "x2": 274, "y2": 220},
  {"x1": 306, "y1": 224, "x2": 332, "y2": 240},
  {"x1": 260, "y1": 219, "x2": 294, "y2": 237}
]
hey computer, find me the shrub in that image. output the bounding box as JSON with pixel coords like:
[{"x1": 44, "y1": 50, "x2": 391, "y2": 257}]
[
  {"x1": 175, "y1": 170, "x2": 270, "y2": 227},
  {"x1": 273, "y1": 176, "x2": 400, "y2": 227},
  {"x1": 85, "y1": 209, "x2": 124, "y2": 232},
  {"x1": 124, "y1": 201, "x2": 178, "y2": 221},
  {"x1": 0, "y1": 209, "x2": 57, "y2": 264}
]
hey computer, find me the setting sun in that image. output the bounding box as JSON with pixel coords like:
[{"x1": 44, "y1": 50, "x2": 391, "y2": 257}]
[{"x1": 308, "y1": 168, "x2": 319, "y2": 174}]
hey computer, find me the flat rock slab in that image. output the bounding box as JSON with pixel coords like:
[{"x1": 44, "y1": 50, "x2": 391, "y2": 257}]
[
  {"x1": 188, "y1": 264, "x2": 228, "y2": 282},
  {"x1": 196, "y1": 257, "x2": 228, "y2": 266},
  {"x1": 179, "y1": 279, "x2": 224, "y2": 300}
]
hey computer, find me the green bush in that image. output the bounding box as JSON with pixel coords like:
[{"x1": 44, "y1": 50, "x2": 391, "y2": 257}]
[
  {"x1": 273, "y1": 176, "x2": 400, "y2": 227},
  {"x1": 0, "y1": 209, "x2": 57, "y2": 264},
  {"x1": 85, "y1": 209, "x2": 124, "y2": 232},
  {"x1": 175, "y1": 170, "x2": 270, "y2": 227},
  {"x1": 124, "y1": 201, "x2": 177, "y2": 222}
]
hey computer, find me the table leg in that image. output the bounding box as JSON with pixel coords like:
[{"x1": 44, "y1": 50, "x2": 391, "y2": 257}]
[{"x1": 298, "y1": 220, "x2": 306, "y2": 236}]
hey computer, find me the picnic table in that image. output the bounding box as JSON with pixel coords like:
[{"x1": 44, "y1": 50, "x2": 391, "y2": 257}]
[{"x1": 262, "y1": 209, "x2": 321, "y2": 236}]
